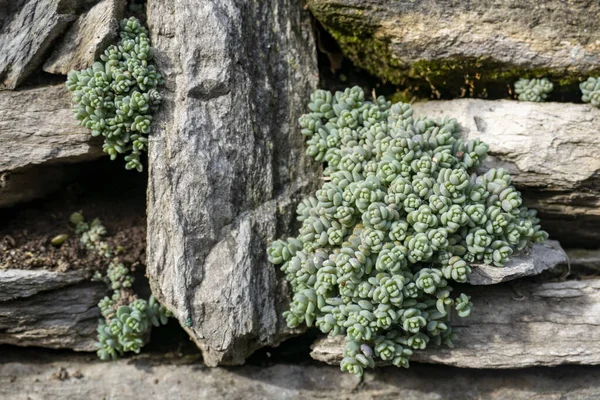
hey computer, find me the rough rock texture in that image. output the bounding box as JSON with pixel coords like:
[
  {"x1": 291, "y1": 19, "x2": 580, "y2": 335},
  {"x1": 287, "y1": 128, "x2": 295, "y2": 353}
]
[
  {"x1": 568, "y1": 248, "x2": 600, "y2": 275},
  {"x1": 311, "y1": 278, "x2": 600, "y2": 368},
  {"x1": 0, "y1": 84, "x2": 104, "y2": 207},
  {"x1": 468, "y1": 240, "x2": 566, "y2": 285},
  {"x1": 2, "y1": 352, "x2": 600, "y2": 399},
  {"x1": 0, "y1": 282, "x2": 104, "y2": 351},
  {"x1": 43, "y1": 0, "x2": 126, "y2": 75},
  {"x1": 412, "y1": 99, "x2": 600, "y2": 247},
  {"x1": 307, "y1": 0, "x2": 600, "y2": 93},
  {"x1": 0, "y1": 0, "x2": 78, "y2": 90},
  {"x1": 0, "y1": 269, "x2": 90, "y2": 301},
  {"x1": 145, "y1": 0, "x2": 319, "y2": 366}
]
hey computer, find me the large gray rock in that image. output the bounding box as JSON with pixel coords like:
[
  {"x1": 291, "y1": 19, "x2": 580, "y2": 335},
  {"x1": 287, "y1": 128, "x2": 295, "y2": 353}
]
[
  {"x1": 44, "y1": 0, "x2": 126, "y2": 75},
  {"x1": 307, "y1": 0, "x2": 600, "y2": 94},
  {"x1": 145, "y1": 0, "x2": 319, "y2": 366},
  {"x1": 311, "y1": 278, "x2": 600, "y2": 369},
  {"x1": 0, "y1": 84, "x2": 104, "y2": 207},
  {"x1": 468, "y1": 240, "x2": 567, "y2": 285},
  {"x1": 2, "y1": 352, "x2": 600, "y2": 399},
  {"x1": 413, "y1": 99, "x2": 600, "y2": 247},
  {"x1": 0, "y1": 0, "x2": 78, "y2": 90},
  {"x1": 0, "y1": 281, "x2": 104, "y2": 351}
]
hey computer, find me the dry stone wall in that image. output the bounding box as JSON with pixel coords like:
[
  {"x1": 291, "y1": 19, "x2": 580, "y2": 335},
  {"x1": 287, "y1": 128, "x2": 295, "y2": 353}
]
[{"x1": 0, "y1": 1, "x2": 598, "y2": 397}]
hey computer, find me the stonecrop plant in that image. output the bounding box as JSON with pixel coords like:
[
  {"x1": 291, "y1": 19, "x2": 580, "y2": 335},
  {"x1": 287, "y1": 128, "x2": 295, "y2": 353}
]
[
  {"x1": 580, "y1": 77, "x2": 600, "y2": 107},
  {"x1": 267, "y1": 86, "x2": 548, "y2": 377},
  {"x1": 71, "y1": 212, "x2": 171, "y2": 361},
  {"x1": 514, "y1": 78, "x2": 553, "y2": 102},
  {"x1": 66, "y1": 17, "x2": 163, "y2": 172}
]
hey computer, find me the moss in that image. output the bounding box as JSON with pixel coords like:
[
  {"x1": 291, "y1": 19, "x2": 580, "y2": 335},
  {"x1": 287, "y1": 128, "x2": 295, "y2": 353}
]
[{"x1": 308, "y1": 2, "x2": 598, "y2": 100}]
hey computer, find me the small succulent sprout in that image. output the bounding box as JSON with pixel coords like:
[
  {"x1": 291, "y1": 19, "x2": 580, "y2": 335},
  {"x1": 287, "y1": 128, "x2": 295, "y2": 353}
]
[
  {"x1": 72, "y1": 212, "x2": 171, "y2": 361},
  {"x1": 442, "y1": 256, "x2": 471, "y2": 283},
  {"x1": 267, "y1": 86, "x2": 548, "y2": 377},
  {"x1": 514, "y1": 78, "x2": 553, "y2": 102},
  {"x1": 580, "y1": 77, "x2": 600, "y2": 107},
  {"x1": 455, "y1": 294, "x2": 473, "y2": 318}
]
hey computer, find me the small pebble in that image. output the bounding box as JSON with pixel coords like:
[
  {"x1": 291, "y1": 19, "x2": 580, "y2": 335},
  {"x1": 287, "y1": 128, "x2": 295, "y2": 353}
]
[{"x1": 50, "y1": 234, "x2": 69, "y2": 247}]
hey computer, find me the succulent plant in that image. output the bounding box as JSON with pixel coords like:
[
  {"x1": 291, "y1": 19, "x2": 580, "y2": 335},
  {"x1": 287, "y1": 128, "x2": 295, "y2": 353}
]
[
  {"x1": 267, "y1": 86, "x2": 548, "y2": 377},
  {"x1": 514, "y1": 78, "x2": 553, "y2": 102},
  {"x1": 580, "y1": 77, "x2": 600, "y2": 107},
  {"x1": 66, "y1": 17, "x2": 163, "y2": 171},
  {"x1": 71, "y1": 213, "x2": 171, "y2": 360}
]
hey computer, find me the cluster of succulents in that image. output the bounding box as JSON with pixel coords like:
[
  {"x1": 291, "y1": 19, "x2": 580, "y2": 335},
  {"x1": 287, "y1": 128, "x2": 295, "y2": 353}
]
[
  {"x1": 71, "y1": 213, "x2": 171, "y2": 361},
  {"x1": 514, "y1": 78, "x2": 553, "y2": 102},
  {"x1": 66, "y1": 17, "x2": 163, "y2": 172},
  {"x1": 267, "y1": 86, "x2": 548, "y2": 377},
  {"x1": 580, "y1": 77, "x2": 600, "y2": 107}
]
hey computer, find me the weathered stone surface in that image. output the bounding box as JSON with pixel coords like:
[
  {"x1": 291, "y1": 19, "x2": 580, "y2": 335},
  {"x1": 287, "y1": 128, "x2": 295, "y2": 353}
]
[
  {"x1": 0, "y1": 282, "x2": 104, "y2": 351},
  {"x1": 307, "y1": 0, "x2": 600, "y2": 94},
  {"x1": 412, "y1": 99, "x2": 600, "y2": 247},
  {"x1": 2, "y1": 352, "x2": 600, "y2": 399},
  {"x1": 0, "y1": 84, "x2": 104, "y2": 207},
  {"x1": 567, "y1": 248, "x2": 600, "y2": 275},
  {"x1": 145, "y1": 0, "x2": 319, "y2": 366},
  {"x1": 0, "y1": 269, "x2": 90, "y2": 301},
  {"x1": 468, "y1": 240, "x2": 566, "y2": 285},
  {"x1": 44, "y1": 0, "x2": 126, "y2": 75},
  {"x1": 312, "y1": 278, "x2": 600, "y2": 368},
  {"x1": 0, "y1": 0, "x2": 77, "y2": 90}
]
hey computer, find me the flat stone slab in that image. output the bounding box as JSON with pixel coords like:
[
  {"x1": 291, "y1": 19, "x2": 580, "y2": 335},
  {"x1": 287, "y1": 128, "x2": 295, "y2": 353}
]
[
  {"x1": 468, "y1": 240, "x2": 566, "y2": 285},
  {"x1": 0, "y1": 0, "x2": 77, "y2": 89},
  {"x1": 0, "y1": 84, "x2": 104, "y2": 207},
  {"x1": 44, "y1": 0, "x2": 126, "y2": 75},
  {"x1": 311, "y1": 278, "x2": 600, "y2": 369},
  {"x1": 307, "y1": 0, "x2": 600, "y2": 91},
  {"x1": 2, "y1": 352, "x2": 600, "y2": 399},
  {"x1": 145, "y1": 0, "x2": 319, "y2": 366},
  {"x1": 0, "y1": 281, "x2": 104, "y2": 351},
  {"x1": 0, "y1": 269, "x2": 90, "y2": 301}
]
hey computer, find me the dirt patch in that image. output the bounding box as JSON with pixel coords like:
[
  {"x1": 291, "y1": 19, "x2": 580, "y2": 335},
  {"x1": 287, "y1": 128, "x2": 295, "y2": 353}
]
[{"x1": 0, "y1": 159, "x2": 147, "y2": 274}]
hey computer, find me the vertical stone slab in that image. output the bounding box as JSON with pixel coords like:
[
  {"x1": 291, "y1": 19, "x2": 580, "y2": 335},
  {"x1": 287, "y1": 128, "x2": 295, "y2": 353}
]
[{"x1": 146, "y1": 0, "x2": 318, "y2": 365}]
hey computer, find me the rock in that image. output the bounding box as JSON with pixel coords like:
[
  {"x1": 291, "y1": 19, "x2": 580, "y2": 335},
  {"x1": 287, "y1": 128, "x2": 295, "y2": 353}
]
[
  {"x1": 0, "y1": 0, "x2": 78, "y2": 90},
  {"x1": 412, "y1": 99, "x2": 600, "y2": 247},
  {"x1": 2, "y1": 351, "x2": 600, "y2": 399},
  {"x1": 567, "y1": 248, "x2": 600, "y2": 275},
  {"x1": 145, "y1": 0, "x2": 319, "y2": 366},
  {"x1": 307, "y1": 0, "x2": 600, "y2": 96},
  {"x1": 0, "y1": 269, "x2": 90, "y2": 301},
  {"x1": 0, "y1": 282, "x2": 104, "y2": 351},
  {"x1": 44, "y1": 0, "x2": 126, "y2": 75},
  {"x1": 0, "y1": 84, "x2": 104, "y2": 207},
  {"x1": 468, "y1": 240, "x2": 567, "y2": 285},
  {"x1": 311, "y1": 278, "x2": 600, "y2": 369}
]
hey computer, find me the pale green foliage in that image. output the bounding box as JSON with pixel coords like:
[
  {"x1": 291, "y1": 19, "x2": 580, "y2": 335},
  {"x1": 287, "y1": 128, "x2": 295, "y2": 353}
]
[
  {"x1": 267, "y1": 86, "x2": 548, "y2": 377},
  {"x1": 66, "y1": 17, "x2": 163, "y2": 171},
  {"x1": 580, "y1": 77, "x2": 600, "y2": 107},
  {"x1": 71, "y1": 213, "x2": 171, "y2": 361},
  {"x1": 514, "y1": 78, "x2": 553, "y2": 102}
]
